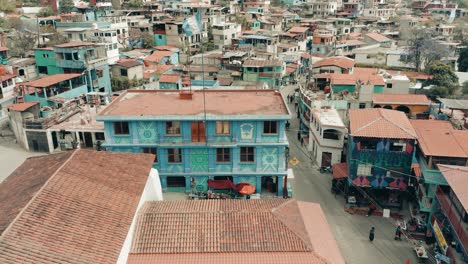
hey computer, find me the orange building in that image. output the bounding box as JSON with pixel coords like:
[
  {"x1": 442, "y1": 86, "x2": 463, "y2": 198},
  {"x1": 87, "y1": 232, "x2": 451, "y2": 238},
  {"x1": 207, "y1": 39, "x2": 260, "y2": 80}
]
[{"x1": 372, "y1": 94, "x2": 431, "y2": 118}]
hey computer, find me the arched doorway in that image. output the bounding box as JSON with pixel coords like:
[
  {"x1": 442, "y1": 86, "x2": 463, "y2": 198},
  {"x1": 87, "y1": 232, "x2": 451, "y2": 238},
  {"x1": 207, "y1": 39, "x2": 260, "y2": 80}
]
[
  {"x1": 395, "y1": 105, "x2": 411, "y2": 115},
  {"x1": 374, "y1": 104, "x2": 382, "y2": 108},
  {"x1": 383, "y1": 105, "x2": 393, "y2": 109}
]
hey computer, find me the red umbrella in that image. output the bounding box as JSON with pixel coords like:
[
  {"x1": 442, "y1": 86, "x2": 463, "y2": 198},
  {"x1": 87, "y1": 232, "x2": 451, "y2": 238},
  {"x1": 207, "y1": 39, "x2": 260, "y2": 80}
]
[{"x1": 235, "y1": 182, "x2": 256, "y2": 195}]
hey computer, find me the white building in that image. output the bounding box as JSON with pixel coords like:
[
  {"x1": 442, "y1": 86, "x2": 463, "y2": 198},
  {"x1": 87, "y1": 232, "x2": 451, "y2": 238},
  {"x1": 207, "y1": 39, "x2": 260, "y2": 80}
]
[
  {"x1": 0, "y1": 72, "x2": 16, "y2": 122},
  {"x1": 91, "y1": 29, "x2": 120, "y2": 64},
  {"x1": 212, "y1": 22, "x2": 242, "y2": 49},
  {"x1": 310, "y1": 1, "x2": 339, "y2": 17},
  {"x1": 309, "y1": 106, "x2": 346, "y2": 167}
]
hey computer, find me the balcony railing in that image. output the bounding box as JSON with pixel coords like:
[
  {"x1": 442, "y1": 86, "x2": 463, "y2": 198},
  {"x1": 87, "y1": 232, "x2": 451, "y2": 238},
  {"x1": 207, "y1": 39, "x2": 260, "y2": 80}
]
[
  {"x1": 56, "y1": 59, "x2": 86, "y2": 69},
  {"x1": 436, "y1": 187, "x2": 468, "y2": 255}
]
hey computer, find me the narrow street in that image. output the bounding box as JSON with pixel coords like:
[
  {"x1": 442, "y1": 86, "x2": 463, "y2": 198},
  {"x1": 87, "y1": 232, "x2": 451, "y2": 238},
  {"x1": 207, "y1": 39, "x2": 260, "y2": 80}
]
[{"x1": 282, "y1": 86, "x2": 419, "y2": 264}]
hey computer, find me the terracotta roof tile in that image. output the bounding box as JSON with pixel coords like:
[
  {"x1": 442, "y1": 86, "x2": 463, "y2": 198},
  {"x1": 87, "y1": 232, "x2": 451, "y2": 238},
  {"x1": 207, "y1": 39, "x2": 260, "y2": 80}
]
[
  {"x1": 24, "y1": 74, "x2": 82, "y2": 88},
  {"x1": 0, "y1": 46, "x2": 8, "y2": 51},
  {"x1": 365, "y1": 32, "x2": 391, "y2": 42},
  {"x1": 145, "y1": 50, "x2": 175, "y2": 63},
  {"x1": 289, "y1": 26, "x2": 310, "y2": 33},
  {"x1": 7, "y1": 102, "x2": 39, "y2": 112},
  {"x1": 159, "y1": 74, "x2": 180, "y2": 83},
  {"x1": 313, "y1": 57, "x2": 355, "y2": 69},
  {"x1": 372, "y1": 94, "x2": 431, "y2": 105},
  {"x1": 143, "y1": 65, "x2": 173, "y2": 79},
  {"x1": 0, "y1": 152, "x2": 72, "y2": 235},
  {"x1": 115, "y1": 59, "x2": 142, "y2": 68},
  {"x1": 127, "y1": 199, "x2": 344, "y2": 264},
  {"x1": 438, "y1": 165, "x2": 468, "y2": 210},
  {"x1": 349, "y1": 108, "x2": 417, "y2": 139},
  {"x1": 0, "y1": 149, "x2": 155, "y2": 264},
  {"x1": 410, "y1": 120, "x2": 468, "y2": 158}
]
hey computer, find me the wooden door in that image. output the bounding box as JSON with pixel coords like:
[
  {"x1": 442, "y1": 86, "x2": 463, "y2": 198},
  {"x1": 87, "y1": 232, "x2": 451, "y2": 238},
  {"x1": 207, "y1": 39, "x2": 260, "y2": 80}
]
[
  {"x1": 321, "y1": 152, "x2": 332, "y2": 167},
  {"x1": 191, "y1": 122, "x2": 206, "y2": 143}
]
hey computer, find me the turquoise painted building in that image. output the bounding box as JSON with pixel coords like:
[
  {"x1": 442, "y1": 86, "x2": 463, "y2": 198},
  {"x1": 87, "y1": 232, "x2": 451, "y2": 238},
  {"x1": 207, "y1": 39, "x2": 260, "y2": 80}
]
[
  {"x1": 34, "y1": 48, "x2": 63, "y2": 75},
  {"x1": 96, "y1": 90, "x2": 291, "y2": 196},
  {"x1": 242, "y1": 59, "x2": 284, "y2": 89},
  {"x1": 0, "y1": 47, "x2": 8, "y2": 65},
  {"x1": 53, "y1": 42, "x2": 111, "y2": 94}
]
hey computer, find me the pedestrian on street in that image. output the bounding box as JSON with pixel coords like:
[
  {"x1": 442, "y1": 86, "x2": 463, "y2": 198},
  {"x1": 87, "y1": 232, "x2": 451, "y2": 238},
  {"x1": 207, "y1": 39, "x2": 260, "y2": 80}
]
[
  {"x1": 300, "y1": 137, "x2": 304, "y2": 147},
  {"x1": 367, "y1": 203, "x2": 376, "y2": 217},
  {"x1": 297, "y1": 131, "x2": 301, "y2": 141},
  {"x1": 289, "y1": 94, "x2": 294, "y2": 104},
  {"x1": 287, "y1": 95, "x2": 291, "y2": 103},
  {"x1": 369, "y1": 227, "x2": 375, "y2": 242},
  {"x1": 395, "y1": 225, "x2": 402, "y2": 240}
]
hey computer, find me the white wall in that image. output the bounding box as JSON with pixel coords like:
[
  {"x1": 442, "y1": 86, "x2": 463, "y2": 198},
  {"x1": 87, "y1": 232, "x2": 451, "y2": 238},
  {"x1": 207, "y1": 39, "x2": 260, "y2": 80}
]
[{"x1": 116, "y1": 168, "x2": 163, "y2": 264}]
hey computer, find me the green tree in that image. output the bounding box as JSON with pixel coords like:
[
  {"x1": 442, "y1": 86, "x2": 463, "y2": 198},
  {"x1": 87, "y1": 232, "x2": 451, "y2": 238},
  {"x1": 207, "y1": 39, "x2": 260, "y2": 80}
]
[
  {"x1": 140, "y1": 32, "x2": 154, "y2": 49},
  {"x1": 425, "y1": 61, "x2": 459, "y2": 95},
  {"x1": 46, "y1": 31, "x2": 69, "y2": 46},
  {"x1": 37, "y1": 7, "x2": 56, "y2": 17},
  {"x1": 458, "y1": 46, "x2": 468, "y2": 72},
  {"x1": 462, "y1": 81, "x2": 468, "y2": 95},
  {"x1": 403, "y1": 28, "x2": 444, "y2": 71},
  {"x1": 0, "y1": 0, "x2": 16, "y2": 13},
  {"x1": 128, "y1": 0, "x2": 143, "y2": 8},
  {"x1": 60, "y1": 0, "x2": 76, "y2": 13}
]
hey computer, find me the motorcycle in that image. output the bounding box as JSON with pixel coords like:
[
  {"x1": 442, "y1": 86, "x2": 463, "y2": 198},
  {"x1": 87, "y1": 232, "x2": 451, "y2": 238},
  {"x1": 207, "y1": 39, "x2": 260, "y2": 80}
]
[{"x1": 320, "y1": 166, "x2": 333, "y2": 173}]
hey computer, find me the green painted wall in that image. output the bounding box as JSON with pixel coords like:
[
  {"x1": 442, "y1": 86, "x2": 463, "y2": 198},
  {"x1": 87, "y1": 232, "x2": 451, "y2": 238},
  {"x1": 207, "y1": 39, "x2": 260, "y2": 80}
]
[
  {"x1": 373, "y1": 85, "x2": 384, "y2": 93},
  {"x1": 155, "y1": 34, "x2": 167, "y2": 46},
  {"x1": 34, "y1": 49, "x2": 63, "y2": 75},
  {"x1": 332, "y1": 84, "x2": 356, "y2": 93}
]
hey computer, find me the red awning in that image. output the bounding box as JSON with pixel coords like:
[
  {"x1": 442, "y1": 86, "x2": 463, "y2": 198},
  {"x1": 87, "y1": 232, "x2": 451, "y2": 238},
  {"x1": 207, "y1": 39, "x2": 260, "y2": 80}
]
[
  {"x1": 207, "y1": 179, "x2": 256, "y2": 195},
  {"x1": 332, "y1": 163, "x2": 348, "y2": 179},
  {"x1": 411, "y1": 163, "x2": 421, "y2": 177}
]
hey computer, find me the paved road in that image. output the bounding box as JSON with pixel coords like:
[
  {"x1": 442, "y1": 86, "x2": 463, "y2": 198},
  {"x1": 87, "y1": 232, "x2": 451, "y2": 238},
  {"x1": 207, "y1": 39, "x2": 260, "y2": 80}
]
[
  {"x1": 281, "y1": 86, "x2": 419, "y2": 264},
  {"x1": 0, "y1": 133, "x2": 43, "y2": 183}
]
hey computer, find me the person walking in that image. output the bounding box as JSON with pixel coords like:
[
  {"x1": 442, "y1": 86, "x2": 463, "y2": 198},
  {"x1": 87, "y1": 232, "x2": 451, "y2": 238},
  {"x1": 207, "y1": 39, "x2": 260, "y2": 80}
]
[
  {"x1": 287, "y1": 95, "x2": 291, "y2": 103},
  {"x1": 300, "y1": 137, "x2": 304, "y2": 147},
  {"x1": 369, "y1": 227, "x2": 375, "y2": 242},
  {"x1": 395, "y1": 225, "x2": 402, "y2": 240},
  {"x1": 297, "y1": 131, "x2": 301, "y2": 141},
  {"x1": 367, "y1": 203, "x2": 376, "y2": 217}
]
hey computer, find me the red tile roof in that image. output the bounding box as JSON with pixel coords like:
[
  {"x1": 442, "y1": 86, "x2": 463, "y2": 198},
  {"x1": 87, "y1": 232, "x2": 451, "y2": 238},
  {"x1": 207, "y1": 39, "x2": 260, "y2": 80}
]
[
  {"x1": 0, "y1": 46, "x2": 8, "y2": 51},
  {"x1": 289, "y1": 26, "x2": 309, "y2": 33},
  {"x1": 115, "y1": 59, "x2": 142, "y2": 68},
  {"x1": 0, "y1": 152, "x2": 72, "y2": 235},
  {"x1": 159, "y1": 74, "x2": 180, "y2": 83},
  {"x1": 99, "y1": 90, "x2": 289, "y2": 117},
  {"x1": 24, "y1": 74, "x2": 82, "y2": 88},
  {"x1": 365, "y1": 32, "x2": 391, "y2": 42},
  {"x1": 0, "y1": 73, "x2": 16, "y2": 82},
  {"x1": 7, "y1": 102, "x2": 39, "y2": 112},
  {"x1": 410, "y1": 120, "x2": 468, "y2": 158},
  {"x1": 333, "y1": 163, "x2": 348, "y2": 179},
  {"x1": 313, "y1": 57, "x2": 355, "y2": 69},
  {"x1": 372, "y1": 94, "x2": 431, "y2": 105},
  {"x1": 0, "y1": 149, "x2": 155, "y2": 264},
  {"x1": 143, "y1": 65, "x2": 173, "y2": 79},
  {"x1": 144, "y1": 50, "x2": 174, "y2": 63},
  {"x1": 349, "y1": 108, "x2": 417, "y2": 139},
  {"x1": 438, "y1": 165, "x2": 468, "y2": 210},
  {"x1": 127, "y1": 199, "x2": 344, "y2": 264},
  {"x1": 317, "y1": 67, "x2": 385, "y2": 86},
  {"x1": 385, "y1": 70, "x2": 432, "y2": 80}
]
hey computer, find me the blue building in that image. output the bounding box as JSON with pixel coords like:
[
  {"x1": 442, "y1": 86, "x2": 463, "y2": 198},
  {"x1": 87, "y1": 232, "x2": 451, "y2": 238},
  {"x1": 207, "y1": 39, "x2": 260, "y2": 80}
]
[
  {"x1": 53, "y1": 42, "x2": 112, "y2": 94},
  {"x1": 96, "y1": 90, "x2": 291, "y2": 196},
  {"x1": 347, "y1": 109, "x2": 417, "y2": 208}
]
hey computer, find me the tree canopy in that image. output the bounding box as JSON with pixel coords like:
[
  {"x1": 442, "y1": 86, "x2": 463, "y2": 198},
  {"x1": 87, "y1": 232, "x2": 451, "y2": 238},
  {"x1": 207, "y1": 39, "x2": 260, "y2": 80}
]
[
  {"x1": 60, "y1": 0, "x2": 76, "y2": 14},
  {"x1": 458, "y1": 45, "x2": 468, "y2": 72},
  {"x1": 403, "y1": 28, "x2": 449, "y2": 71},
  {"x1": 425, "y1": 61, "x2": 459, "y2": 97},
  {"x1": 37, "y1": 7, "x2": 56, "y2": 18}
]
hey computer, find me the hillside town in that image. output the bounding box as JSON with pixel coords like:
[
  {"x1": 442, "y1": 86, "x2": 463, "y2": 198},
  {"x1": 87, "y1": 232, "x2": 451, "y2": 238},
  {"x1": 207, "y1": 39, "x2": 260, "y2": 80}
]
[{"x1": 0, "y1": 0, "x2": 467, "y2": 263}]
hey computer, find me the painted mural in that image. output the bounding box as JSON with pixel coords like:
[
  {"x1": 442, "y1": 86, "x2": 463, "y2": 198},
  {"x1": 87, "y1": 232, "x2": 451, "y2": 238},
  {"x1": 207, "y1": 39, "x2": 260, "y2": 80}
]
[
  {"x1": 137, "y1": 121, "x2": 158, "y2": 143},
  {"x1": 261, "y1": 147, "x2": 279, "y2": 172},
  {"x1": 240, "y1": 123, "x2": 255, "y2": 140},
  {"x1": 348, "y1": 137, "x2": 415, "y2": 190}
]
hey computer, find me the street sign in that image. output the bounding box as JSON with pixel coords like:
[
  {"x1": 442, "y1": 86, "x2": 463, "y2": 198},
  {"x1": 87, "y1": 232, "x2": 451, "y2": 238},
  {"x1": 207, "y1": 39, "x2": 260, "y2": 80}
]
[{"x1": 289, "y1": 157, "x2": 300, "y2": 166}]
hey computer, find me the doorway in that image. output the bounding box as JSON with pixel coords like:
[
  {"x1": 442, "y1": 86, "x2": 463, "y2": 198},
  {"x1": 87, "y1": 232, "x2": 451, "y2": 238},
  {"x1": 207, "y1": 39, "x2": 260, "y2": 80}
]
[
  {"x1": 167, "y1": 176, "x2": 186, "y2": 192},
  {"x1": 83, "y1": 132, "x2": 93, "y2": 148},
  {"x1": 321, "y1": 152, "x2": 332, "y2": 167}
]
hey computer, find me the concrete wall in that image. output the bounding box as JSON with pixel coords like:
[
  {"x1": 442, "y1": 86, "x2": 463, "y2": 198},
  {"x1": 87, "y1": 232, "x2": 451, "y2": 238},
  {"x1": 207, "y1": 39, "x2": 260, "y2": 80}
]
[{"x1": 116, "y1": 168, "x2": 163, "y2": 264}]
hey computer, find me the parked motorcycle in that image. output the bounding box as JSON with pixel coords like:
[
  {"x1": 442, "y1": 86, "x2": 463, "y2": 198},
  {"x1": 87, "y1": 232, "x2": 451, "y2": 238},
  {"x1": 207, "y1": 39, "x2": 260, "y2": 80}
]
[{"x1": 320, "y1": 166, "x2": 333, "y2": 173}]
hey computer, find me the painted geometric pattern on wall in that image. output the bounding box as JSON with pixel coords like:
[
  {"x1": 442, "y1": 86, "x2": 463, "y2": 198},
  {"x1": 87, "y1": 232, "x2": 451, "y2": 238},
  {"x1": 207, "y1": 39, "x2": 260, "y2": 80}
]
[
  {"x1": 166, "y1": 164, "x2": 184, "y2": 172},
  {"x1": 261, "y1": 147, "x2": 278, "y2": 172},
  {"x1": 239, "y1": 163, "x2": 256, "y2": 172},
  {"x1": 114, "y1": 136, "x2": 132, "y2": 144},
  {"x1": 137, "y1": 121, "x2": 157, "y2": 143},
  {"x1": 190, "y1": 149, "x2": 209, "y2": 172},
  {"x1": 195, "y1": 176, "x2": 209, "y2": 192}
]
